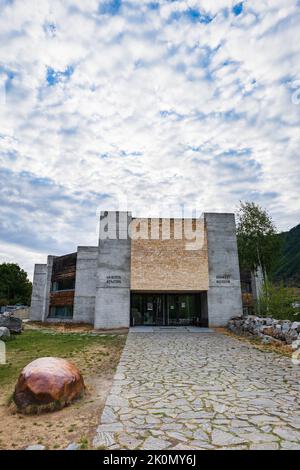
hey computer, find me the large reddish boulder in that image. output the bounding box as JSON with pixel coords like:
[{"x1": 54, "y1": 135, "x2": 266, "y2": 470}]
[{"x1": 14, "y1": 357, "x2": 85, "y2": 413}]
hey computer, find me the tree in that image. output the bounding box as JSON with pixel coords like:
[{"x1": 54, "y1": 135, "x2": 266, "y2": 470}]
[
  {"x1": 0, "y1": 263, "x2": 32, "y2": 306},
  {"x1": 236, "y1": 201, "x2": 281, "y2": 277}
]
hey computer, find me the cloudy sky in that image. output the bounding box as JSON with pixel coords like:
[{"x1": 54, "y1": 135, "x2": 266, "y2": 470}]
[{"x1": 0, "y1": 0, "x2": 300, "y2": 278}]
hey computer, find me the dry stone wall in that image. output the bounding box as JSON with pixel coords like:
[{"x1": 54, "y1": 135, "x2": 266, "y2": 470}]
[{"x1": 228, "y1": 315, "x2": 300, "y2": 349}]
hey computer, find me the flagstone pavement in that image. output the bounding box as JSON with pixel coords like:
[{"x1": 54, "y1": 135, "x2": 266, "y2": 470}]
[{"x1": 93, "y1": 330, "x2": 300, "y2": 450}]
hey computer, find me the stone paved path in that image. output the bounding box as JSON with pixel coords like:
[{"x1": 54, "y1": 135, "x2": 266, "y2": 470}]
[{"x1": 93, "y1": 331, "x2": 300, "y2": 450}]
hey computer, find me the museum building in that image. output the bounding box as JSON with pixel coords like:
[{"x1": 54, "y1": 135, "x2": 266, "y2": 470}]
[{"x1": 30, "y1": 211, "x2": 243, "y2": 328}]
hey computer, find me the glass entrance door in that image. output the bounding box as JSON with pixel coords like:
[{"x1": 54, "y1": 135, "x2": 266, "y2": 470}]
[
  {"x1": 145, "y1": 294, "x2": 163, "y2": 325},
  {"x1": 167, "y1": 294, "x2": 197, "y2": 326},
  {"x1": 130, "y1": 293, "x2": 205, "y2": 326},
  {"x1": 131, "y1": 293, "x2": 164, "y2": 326}
]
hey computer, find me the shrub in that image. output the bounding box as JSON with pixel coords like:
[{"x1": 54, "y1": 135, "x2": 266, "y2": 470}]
[{"x1": 257, "y1": 280, "x2": 300, "y2": 321}]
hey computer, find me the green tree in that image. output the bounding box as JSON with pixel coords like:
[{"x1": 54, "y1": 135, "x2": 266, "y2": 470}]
[
  {"x1": 236, "y1": 201, "x2": 281, "y2": 277},
  {"x1": 0, "y1": 263, "x2": 32, "y2": 306}
]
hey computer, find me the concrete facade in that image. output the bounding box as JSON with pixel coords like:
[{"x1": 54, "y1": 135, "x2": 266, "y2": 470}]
[
  {"x1": 205, "y1": 213, "x2": 243, "y2": 326},
  {"x1": 30, "y1": 256, "x2": 55, "y2": 322},
  {"x1": 30, "y1": 211, "x2": 243, "y2": 328},
  {"x1": 94, "y1": 212, "x2": 132, "y2": 329},
  {"x1": 30, "y1": 264, "x2": 48, "y2": 321}
]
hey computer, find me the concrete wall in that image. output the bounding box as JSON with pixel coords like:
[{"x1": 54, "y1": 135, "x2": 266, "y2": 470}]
[
  {"x1": 30, "y1": 264, "x2": 47, "y2": 321},
  {"x1": 30, "y1": 256, "x2": 55, "y2": 321},
  {"x1": 94, "y1": 211, "x2": 131, "y2": 329},
  {"x1": 73, "y1": 246, "x2": 98, "y2": 324},
  {"x1": 42, "y1": 256, "x2": 55, "y2": 321},
  {"x1": 131, "y1": 218, "x2": 209, "y2": 291},
  {"x1": 205, "y1": 213, "x2": 242, "y2": 326}
]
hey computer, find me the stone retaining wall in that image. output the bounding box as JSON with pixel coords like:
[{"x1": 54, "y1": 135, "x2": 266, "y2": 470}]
[{"x1": 228, "y1": 315, "x2": 300, "y2": 349}]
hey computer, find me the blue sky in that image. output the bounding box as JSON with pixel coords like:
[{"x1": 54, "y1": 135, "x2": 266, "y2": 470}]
[{"x1": 0, "y1": 0, "x2": 300, "y2": 277}]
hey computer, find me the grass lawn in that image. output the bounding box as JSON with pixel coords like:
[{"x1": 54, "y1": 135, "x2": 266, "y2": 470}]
[{"x1": 0, "y1": 326, "x2": 126, "y2": 450}]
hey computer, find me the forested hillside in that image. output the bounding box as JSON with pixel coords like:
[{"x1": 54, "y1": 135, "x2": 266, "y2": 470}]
[{"x1": 273, "y1": 224, "x2": 300, "y2": 286}]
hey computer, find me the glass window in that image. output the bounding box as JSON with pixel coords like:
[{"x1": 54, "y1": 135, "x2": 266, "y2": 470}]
[
  {"x1": 51, "y1": 278, "x2": 75, "y2": 291},
  {"x1": 241, "y1": 281, "x2": 252, "y2": 293},
  {"x1": 49, "y1": 305, "x2": 73, "y2": 318}
]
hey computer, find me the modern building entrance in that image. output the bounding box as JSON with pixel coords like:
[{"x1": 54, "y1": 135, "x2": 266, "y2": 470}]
[{"x1": 130, "y1": 292, "x2": 208, "y2": 327}]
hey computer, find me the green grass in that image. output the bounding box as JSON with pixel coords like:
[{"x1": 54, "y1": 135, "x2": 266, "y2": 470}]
[{"x1": 0, "y1": 329, "x2": 124, "y2": 388}]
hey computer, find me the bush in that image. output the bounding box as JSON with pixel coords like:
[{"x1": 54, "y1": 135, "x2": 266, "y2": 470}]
[{"x1": 257, "y1": 280, "x2": 300, "y2": 321}]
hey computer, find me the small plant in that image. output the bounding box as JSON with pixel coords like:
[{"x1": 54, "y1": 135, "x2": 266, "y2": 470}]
[
  {"x1": 79, "y1": 435, "x2": 89, "y2": 450},
  {"x1": 5, "y1": 393, "x2": 14, "y2": 406}
]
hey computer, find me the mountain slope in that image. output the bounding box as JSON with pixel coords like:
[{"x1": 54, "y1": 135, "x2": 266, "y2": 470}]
[{"x1": 273, "y1": 223, "x2": 300, "y2": 286}]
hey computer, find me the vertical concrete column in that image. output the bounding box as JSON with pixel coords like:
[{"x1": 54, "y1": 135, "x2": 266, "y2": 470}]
[
  {"x1": 205, "y1": 213, "x2": 242, "y2": 326},
  {"x1": 30, "y1": 255, "x2": 55, "y2": 321},
  {"x1": 73, "y1": 246, "x2": 98, "y2": 324},
  {"x1": 42, "y1": 255, "x2": 55, "y2": 321},
  {"x1": 30, "y1": 264, "x2": 47, "y2": 321},
  {"x1": 94, "y1": 211, "x2": 132, "y2": 329}
]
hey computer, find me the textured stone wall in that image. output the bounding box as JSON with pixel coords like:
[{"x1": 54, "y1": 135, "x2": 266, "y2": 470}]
[
  {"x1": 131, "y1": 218, "x2": 209, "y2": 291},
  {"x1": 228, "y1": 315, "x2": 300, "y2": 348}
]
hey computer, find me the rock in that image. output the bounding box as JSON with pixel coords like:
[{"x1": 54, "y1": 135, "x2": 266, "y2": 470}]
[
  {"x1": 291, "y1": 339, "x2": 300, "y2": 351},
  {"x1": 93, "y1": 431, "x2": 116, "y2": 448},
  {"x1": 273, "y1": 427, "x2": 300, "y2": 442},
  {"x1": 0, "y1": 315, "x2": 22, "y2": 334},
  {"x1": 227, "y1": 316, "x2": 300, "y2": 347},
  {"x1": 211, "y1": 429, "x2": 246, "y2": 447},
  {"x1": 14, "y1": 357, "x2": 85, "y2": 413},
  {"x1": 262, "y1": 327, "x2": 275, "y2": 337},
  {"x1": 261, "y1": 335, "x2": 281, "y2": 345},
  {"x1": 280, "y1": 441, "x2": 300, "y2": 450},
  {"x1": 65, "y1": 442, "x2": 80, "y2": 450},
  {"x1": 26, "y1": 445, "x2": 45, "y2": 450},
  {"x1": 285, "y1": 330, "x2": 299, "y2": 344},
  {"x1": 282, "y1": 322, "x2": 290, "y2": 333},
  {"x1": 250, "y1": 442, "x2": 279, "y2": 450},
  {"x1": 141, "y1": 436, "x2": 171, "y2": 450},
  {"x1": 0, "y1": 326, "x2": 10, "y2": 341}
]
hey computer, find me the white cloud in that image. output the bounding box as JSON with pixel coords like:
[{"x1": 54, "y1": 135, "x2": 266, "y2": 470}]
[{"x1": 0, "y1": 0, "x2": 300, "y2": 275}]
